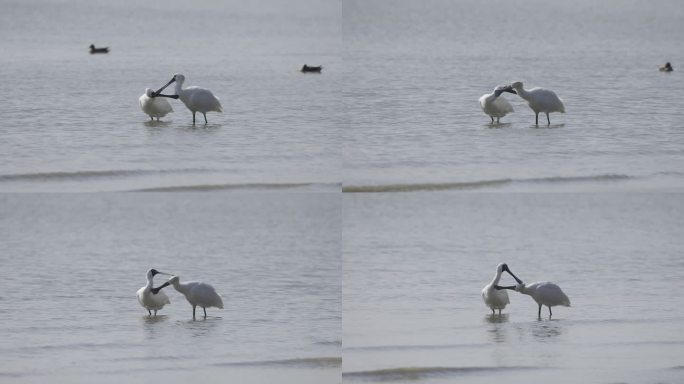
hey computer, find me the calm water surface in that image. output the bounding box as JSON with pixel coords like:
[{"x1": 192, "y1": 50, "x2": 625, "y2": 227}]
[
  {"x1": 0, "y1": 193, "x2": 341, "y2": 383},
  {"x1": 343, "y1": 193, "x2": 684, "y2": 383},
  {"x1": 343, "y1": 0, "x2": 684, "y2": 192},
  {"x1": 0, "y1": 0, "x2": 340, "y2": 192}
]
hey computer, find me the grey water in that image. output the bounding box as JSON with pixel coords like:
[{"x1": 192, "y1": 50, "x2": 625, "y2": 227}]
[
  {"x1": 343, "y1": 0, "x2": 684, "y2": 192},
  {"x1": 343, "y1": 193, "x2": 684, "y2": 383},
  {"x1": 0, "y1": 0, "x2": 340, "y2": 192},
  {"x1": 0, "y1": 193, "x2": 341, "y2": 383}
]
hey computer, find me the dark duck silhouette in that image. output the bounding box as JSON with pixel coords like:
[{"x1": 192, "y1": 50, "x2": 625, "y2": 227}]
[
  {"x1": 301, "y1": 64, "x2": 322, "y2": 73},
  {"x1": 89, "y1": 44, "x2": 109, "y2": 54}
]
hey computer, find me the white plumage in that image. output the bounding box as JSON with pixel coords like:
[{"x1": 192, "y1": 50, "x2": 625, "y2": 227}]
[
  {"x1": 499, "y1": 281, "x2": 570, "y2": 319},
  {"x1": 136, "y1": 269, "x2": 171, "y2": 316},
  {"x1": 139, "y1": 88, "x2": 173, "y2": 121},
  {"x1": 154, "y1": 74, "x2": 222, "y2": 124},
  {"x1": 481, "y1": 263, "x2": 523, "y2": 314},
  {"x1": 479, "y1": 86, "x2": 515, "y2": 123},
  {"x1": 162, "y1": 275, "x2": 224, "y2": 319},
  {"x1": 510, "y1": 81, "x2": 565, "y2": 125}
]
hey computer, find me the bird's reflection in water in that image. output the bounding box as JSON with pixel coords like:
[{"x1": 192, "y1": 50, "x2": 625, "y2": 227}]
[
  {"x1": 182, "y1": 316, "x2": 222, "y2": 338},
  {"x1": 531, "y1": 319, "x2": 563, "y2": 341},
  {"x1": 485, "y1": 314, "x2": 509, "y2": 343}
]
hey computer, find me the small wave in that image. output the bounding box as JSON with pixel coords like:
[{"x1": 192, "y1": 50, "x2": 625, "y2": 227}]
[
  {"x1": 344, "y1": 343, "x2": 488, "y2": 352},
  {"x1": 343, "y1": 174, "x2": 632, "y2": 193},
  {"x1": 213, "y1": 356, "x2": 341, "y2": 369},
  {"x1": 131, "y1": 182, "x2": 337, "y2": 192},
  {"x1": 342, "y1": 366, "x2": 537, "y2": 381},
  {"x1": 0, "y1": 168, "x2": 216, "y2": 182}
]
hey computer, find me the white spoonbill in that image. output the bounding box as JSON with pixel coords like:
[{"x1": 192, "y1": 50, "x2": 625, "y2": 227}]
[
  {"x1": 154, "y1": 74, "x2": 222, "y2": 124},
  {"x1": 139, "y1": 88, "x2": 175, "y2": 121},
  {"x1": 153, "y1": 275, "x2": 223, "y2": 319},
  {"x1": 496, "y1": 282, "x2": 570, "y2": 319},
  {"x1": 510, "y1": 81, "x2": 565, "y2": 125},
  {"x1": 481, "y1": 263, "x2": 523, "y2": 314},
  {"x1": 479, "y1": 85, "x2": 516, "y2": 124},
  {"x1": 136, "y1": 268, "x2": 171, "y2": 316}
]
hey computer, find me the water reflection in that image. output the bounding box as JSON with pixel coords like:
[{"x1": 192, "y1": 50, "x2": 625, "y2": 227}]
[
  {"x1": 485, "y1": 122, "x2": 513, "y2": 129},
  {"x1": 484, "y1": 314, "x2": 509, "y2": 343},
  {"x1": 181, "y1": 316, "x2": 222, "y2": 338},
  {"x1": 530, "y1": 319, "x2": 563, "y2": 341},
  {"x1": 142, "y1": 315, "x2": 169, "y2": 339},
  {"x1": 143, "y1": 120, "x2": 172, "y2": 128}
]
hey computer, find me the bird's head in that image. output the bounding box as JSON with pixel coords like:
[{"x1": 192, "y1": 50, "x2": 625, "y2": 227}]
[
  {"x1": 145, "y1": 88, "x2": 154, "y2": 97},
  {"x1": 510, "y1": 81, "x2": 524, "y2": 90},
  {"x1": 497, "y1": 263, "x2": 524, "y2": 284},
  {"x1": 514, "y1": 283, "x2": 526, "y2": 292},
  {"x1": 167, "y1": 275, "x2": 180, "y2": 285},
  {"x1": 148, "y1": 268, "x2": 171, "y2": 278},
  {"x1": 89, "y1": 44, "x2": 95, "y2": 49}
]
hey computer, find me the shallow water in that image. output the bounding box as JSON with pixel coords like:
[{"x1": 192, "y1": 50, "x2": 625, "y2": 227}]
[
  {"x1": 343, "y1": 193, "x2": 684, "y2": 383},
  {"x1": 342, "y1": 0, "x2": 684, "y2": 192},
  {"x1": 0, "y1": 193, "x2": 341, "y2": 383},
  {"x1": 0, "y1": 0, "x2": 340, "y2": 192}
]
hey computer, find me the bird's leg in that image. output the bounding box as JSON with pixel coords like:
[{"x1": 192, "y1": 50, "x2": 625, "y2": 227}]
[
  {"x1": 203, "y1": 113, "x2": 207, "y2": 124},
  {"x1": 498, "y1": 309, "x2": 501, "y2": 315},
  {"x1": 496, "y1": 117, "x2": 500, "y2": 124},
  {"x1": 535, "y1": 112, "x2": 539, "y2": 125},
  {"x1": 192, "y1": 112, "x2": 196, "y2": 125},
  {"x1": 148, "y1": 309, "x2": 152, "y2": 317},
  {"x1": 192, "y1": 305, "x2": 196, "y2": 319},
  {"x1": 156, "y1": 117, "x2": 160, "y2": 121},
  {"x1": 154, "y1": 310, "x2": 157, "y2": 316},
  {"x1": 537, "y1": 304, "x2": 542, "y2": 319},
  {"x1": 546, "y1": 113, "x2": 550, "y2": 125},
  {"x1": 491, "y1": 308, "x2": 495, "y2": 315},
  {"x1": 150, "y1": 116, "x2": 153, "y2": 121},
  {"x1": 548, "y1": 306, "x2": 552, "y2": 319},
  {"x1": 203, "y1": 307, "x2": 207, "y2": 318},
  {"x1": 490, "y1": 116, "x2": 494, "y2": 123}
]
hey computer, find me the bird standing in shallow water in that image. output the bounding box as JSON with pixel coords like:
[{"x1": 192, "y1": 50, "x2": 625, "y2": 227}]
[
  {"x1": 139, "y1": 88, "x2": 175, "y2": 121},
  {"x1": 479, "y1": 85, "x2": 517, "y2": 124},
  {"x1": 136, "y1": 269, "x2": 171, "y2": 316},
  {"x1": 496, "y1": 281, "x2": 570, "y2": 319},
  {"x1": 154, "y1": 74, "x2": 222, "y2": 125},
  {"x1": 481, "y1": 263, "x2": 523, "y2": 314},
  {"x1": 510, "y1": 81, "x2": 565, "y2": 125},
  {"x1": 153, "y1": 275, "x2": 223, "y2": 319}
]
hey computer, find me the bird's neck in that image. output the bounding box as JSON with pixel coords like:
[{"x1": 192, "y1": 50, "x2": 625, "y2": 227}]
[
  {"x1": 515, "y1": 87, "x2": 530, "y2": 100},
  {"x1": 146, "y1": 275, "x2": 154, "y2": 289},
  {"x1": 491, "y1": 270, "x2": 503, "y2": 285},
  {"x1": 171, "y1": 280, "x2": 188, "y2": 294}
]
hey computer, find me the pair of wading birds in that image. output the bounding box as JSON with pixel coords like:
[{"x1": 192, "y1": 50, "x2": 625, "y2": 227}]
[
  {"x1": 482, "y1": 263, "x2": 571, "y2": 319},
  {"x1": 139, "y1": 74, "x2": 223, "y2": 124},
  {"x1": 479, "y1": 81, "x2": 565, "y2": 125},
  {"x1": 137, "y1": 269, "x2": 224, "y2": 319}
]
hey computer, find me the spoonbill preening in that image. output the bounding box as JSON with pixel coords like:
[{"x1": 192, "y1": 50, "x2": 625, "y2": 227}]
[
  {"x1": 137, "y1": 269, "x2": 171, "y2": 316},
  {"x1": 153, "y1": 275, "x2": 224, "y2": 319},
  {"x1": 510, "y1": 81, "x2": 565, "y2": 125},
  {"x1": 139, "y1": 88, "x2": 176, "y2": 121},
  {"x1": 479, "y1": 85, "x2": 517, "y2": 124},
  {"x1": 481, "y1": 263, "x2": 523, "y2": 314},
  {"x1": 153, "y1": 74, "x2": 222, "y2": 124},
  {"x1": 496, "y1": 281, "x2": 570, "y2": 319}
]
